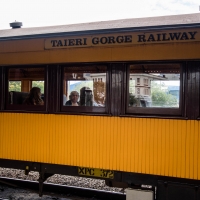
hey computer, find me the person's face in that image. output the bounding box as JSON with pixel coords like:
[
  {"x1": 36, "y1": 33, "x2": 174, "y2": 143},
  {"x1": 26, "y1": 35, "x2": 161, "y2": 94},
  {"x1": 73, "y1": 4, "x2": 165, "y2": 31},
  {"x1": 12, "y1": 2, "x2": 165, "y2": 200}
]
[{"x1": 71, "y1": 93, "x2": 79, "y2": 103}]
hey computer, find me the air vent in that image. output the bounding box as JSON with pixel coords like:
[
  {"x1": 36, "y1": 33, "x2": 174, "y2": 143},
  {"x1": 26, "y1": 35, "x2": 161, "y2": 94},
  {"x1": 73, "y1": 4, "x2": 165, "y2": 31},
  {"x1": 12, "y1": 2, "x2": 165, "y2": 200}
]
[{"x1": 10, "y1": 21, "x2": 23, "y2": 29}]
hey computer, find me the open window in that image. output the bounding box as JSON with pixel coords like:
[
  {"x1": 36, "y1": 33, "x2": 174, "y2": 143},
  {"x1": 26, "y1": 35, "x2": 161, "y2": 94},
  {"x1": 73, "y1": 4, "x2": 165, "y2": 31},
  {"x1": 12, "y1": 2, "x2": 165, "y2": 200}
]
[
  {"x1": 61, "y1": 65, "x2": 108, "y2": 113},
  {"x1": 6, "y1": 66, "x2": 46, "y2": 111},
  {"x1": 127, "y1": 63, "x2": 183, "y2": 116}
]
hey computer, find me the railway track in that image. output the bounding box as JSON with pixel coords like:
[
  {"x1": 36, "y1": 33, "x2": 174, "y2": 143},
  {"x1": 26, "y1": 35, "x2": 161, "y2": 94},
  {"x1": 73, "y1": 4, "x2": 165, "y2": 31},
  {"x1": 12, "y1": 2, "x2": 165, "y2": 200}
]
[{"x1": 0, "y1": 177, "x2": 125, "y2": 200}]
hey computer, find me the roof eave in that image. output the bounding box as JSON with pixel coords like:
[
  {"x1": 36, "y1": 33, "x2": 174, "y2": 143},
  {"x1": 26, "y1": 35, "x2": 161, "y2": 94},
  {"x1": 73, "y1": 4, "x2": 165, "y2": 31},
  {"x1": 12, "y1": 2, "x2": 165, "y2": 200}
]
[{"x1": 0, "y1": 22, "x2": 200, "y2": 41}]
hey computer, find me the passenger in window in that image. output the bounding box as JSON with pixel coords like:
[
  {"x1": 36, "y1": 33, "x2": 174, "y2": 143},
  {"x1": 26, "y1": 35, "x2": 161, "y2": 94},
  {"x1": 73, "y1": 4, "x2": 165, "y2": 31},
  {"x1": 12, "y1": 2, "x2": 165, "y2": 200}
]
[
  {"x1": 65, "y1": 91, "x2": 80, "y2": 106},
  {"x1": 23, "y1": 87, "x2": 44, "y2": 105},
  {"x1": 80, "y1": 87, "x2": 93, "y2": 106}
]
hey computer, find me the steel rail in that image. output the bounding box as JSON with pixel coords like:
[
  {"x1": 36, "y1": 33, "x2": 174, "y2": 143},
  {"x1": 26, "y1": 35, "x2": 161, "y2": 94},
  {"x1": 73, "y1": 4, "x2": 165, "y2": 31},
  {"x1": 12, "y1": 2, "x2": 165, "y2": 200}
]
[{"x1": 0, "y1": 177, "x2": 125, "y2": 200}]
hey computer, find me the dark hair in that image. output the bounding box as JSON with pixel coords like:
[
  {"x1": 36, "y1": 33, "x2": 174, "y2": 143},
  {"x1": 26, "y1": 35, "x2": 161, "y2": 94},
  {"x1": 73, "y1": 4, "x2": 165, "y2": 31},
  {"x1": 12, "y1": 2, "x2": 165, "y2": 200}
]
[{"x1": 24, "y1": 87, "x2": 43, "y2": 105}]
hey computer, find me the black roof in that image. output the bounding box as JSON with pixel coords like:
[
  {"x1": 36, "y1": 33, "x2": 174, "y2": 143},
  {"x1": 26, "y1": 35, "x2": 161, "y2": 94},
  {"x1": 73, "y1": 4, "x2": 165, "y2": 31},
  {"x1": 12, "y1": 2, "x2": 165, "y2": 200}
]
[{"x1": 0, "y1": 13, "x2": 200, "y2": 40}]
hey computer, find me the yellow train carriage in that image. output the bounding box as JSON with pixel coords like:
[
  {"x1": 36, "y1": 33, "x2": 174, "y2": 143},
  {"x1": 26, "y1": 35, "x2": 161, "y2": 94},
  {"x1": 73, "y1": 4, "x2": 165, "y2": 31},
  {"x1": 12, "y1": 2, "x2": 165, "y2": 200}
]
[{"x1": 0, "y1": 13, "x2": 200, "y2": 199}]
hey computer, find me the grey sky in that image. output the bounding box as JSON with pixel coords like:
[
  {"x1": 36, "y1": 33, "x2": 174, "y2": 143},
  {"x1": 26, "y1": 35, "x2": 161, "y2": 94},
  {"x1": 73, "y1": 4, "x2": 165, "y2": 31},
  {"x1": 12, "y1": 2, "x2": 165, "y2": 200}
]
[{"x1": 0, "y1": 0, "x2": 199, "y2": 29}]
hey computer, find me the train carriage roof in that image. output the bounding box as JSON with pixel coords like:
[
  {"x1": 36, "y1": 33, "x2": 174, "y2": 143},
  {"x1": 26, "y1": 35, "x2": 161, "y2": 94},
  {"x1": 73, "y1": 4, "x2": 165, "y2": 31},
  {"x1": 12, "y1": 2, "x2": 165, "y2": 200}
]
[{"x1": 0, "y1": 13, "x2": 200, "y2": 40}]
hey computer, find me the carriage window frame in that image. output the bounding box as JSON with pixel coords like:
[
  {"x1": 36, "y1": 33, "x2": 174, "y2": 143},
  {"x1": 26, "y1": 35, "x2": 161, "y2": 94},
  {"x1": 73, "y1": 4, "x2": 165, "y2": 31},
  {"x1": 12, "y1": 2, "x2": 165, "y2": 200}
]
[
  {"x1": 5, "y1": 65, "x2": 47, "y2": 112},
  {"x1": 126, "y1": 63, "x2": 184, "y2": 116},
  {"x1": 0, "y1": 67, "x2": 3, "y2": 111},
  {"x1": 60, "y1": 64, "x2": 109, "y2": 114}
]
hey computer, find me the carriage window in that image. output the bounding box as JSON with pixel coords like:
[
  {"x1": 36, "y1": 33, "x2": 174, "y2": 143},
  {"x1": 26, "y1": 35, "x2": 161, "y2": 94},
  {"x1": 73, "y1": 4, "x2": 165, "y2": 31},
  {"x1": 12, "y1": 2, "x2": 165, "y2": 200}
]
[
  {"x1": 6, "y1": 67, "x2": 46, "y2": 110},
  {"x1": 127, "y1": 64, "x2": 182, "y2": 115},
  {"x1": 62, "y1": 65, "x2": 107, "y2": 113},
  {"x1": 32, "y1": 81, "x2": 45, "y2": 93},
  {"x1": 9, "y1": 81, "x2": 21, "y2": 92}
]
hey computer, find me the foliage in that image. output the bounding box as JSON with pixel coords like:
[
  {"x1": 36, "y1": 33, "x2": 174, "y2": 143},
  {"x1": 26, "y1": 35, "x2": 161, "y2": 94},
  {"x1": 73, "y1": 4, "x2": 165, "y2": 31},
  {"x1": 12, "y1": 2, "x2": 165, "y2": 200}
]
[
  {"x1": 9, "y1": 81, "x2": 21, "y2": 92},
  {"x1": 129, "y1": 94, "x2": 138, "y2": 106},
  {"x1": 151, "y1": 82, "x2": 178, "y2": 107},
  {"x1": 9, "y1": 81, "x2": 44, "y2": 93},
  {"x1": 72, "y1": 81, "x2": 93, "y2": 94},
  {"x1": 32, "y1": 81, "x2": 44, "y2": 93}
]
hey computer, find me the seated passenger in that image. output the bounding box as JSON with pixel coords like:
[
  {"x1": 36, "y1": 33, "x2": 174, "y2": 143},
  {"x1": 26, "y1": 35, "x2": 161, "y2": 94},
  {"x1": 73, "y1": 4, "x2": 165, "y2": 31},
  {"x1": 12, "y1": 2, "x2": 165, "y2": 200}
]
[
  {"x1": 23, "y1": 87, "x2": 44, "y2": 105},
  {"x1": 65, "y1": 91, "x2": 79, "y2": 106}
]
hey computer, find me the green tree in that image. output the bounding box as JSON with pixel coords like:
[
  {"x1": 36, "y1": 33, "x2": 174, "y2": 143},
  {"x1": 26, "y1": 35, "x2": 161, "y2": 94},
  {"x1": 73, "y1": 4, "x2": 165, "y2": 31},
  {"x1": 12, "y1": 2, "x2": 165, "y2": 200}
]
[
  {"x1": 9, "y1": 81, "x2": 45, "y2": 93},
  {"x1": 129, "y1": 94, "x2": 138, "y2": 106},
  {"x1": 9, "y1": 81, "x2": 21, "y2": 92},
  {"x1": 151, "y1": 82, "x2": 178, "y2": 107},
  {"x1": 32, "y1": 81, "x2": 44, "y2": 93}
]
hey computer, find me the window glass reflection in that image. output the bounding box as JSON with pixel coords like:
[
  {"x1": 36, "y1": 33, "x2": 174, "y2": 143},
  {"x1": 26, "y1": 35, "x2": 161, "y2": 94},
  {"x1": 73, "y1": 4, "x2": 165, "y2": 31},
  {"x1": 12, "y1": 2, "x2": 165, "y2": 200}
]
[
  {"x1": 129, "y1": 64, "x2": 180, "y2": 108},
  {"x1": 63, "y1": 66, "x2": 106, "y2": 107}
]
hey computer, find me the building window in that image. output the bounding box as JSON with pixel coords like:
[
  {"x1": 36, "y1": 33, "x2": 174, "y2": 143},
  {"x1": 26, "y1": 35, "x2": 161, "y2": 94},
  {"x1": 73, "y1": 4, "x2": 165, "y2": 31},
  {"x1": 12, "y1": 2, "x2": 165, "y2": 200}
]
[
  {"x1": 137, "y1": 88, "x2": 140, "y2": 94},
  {"x1": 144, "y1": 78, "x2": 148, "y2": 85},
  {"x1": 144, "y1": 88, "x2": 149, "y2": 95}
]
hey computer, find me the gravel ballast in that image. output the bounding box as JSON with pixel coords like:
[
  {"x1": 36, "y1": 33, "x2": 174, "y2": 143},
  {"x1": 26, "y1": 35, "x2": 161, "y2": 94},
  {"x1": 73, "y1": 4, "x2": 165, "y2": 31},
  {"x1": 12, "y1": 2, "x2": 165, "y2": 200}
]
[{"x1": 0, "y1": 168, "x2": 123, "y2": 192}]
